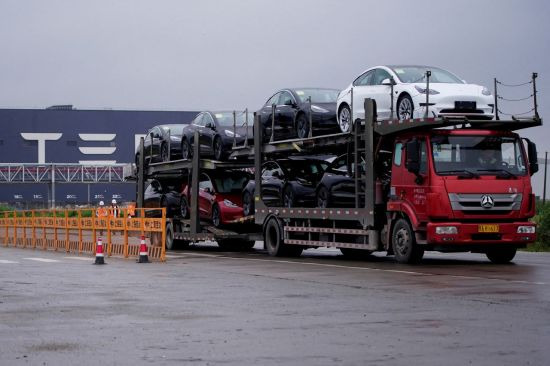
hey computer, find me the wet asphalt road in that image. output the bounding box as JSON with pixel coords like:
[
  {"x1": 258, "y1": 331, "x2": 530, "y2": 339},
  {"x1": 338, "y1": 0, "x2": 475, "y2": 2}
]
[{"x1": 0, "y1": 244, "x2": 549, "y2": 366}]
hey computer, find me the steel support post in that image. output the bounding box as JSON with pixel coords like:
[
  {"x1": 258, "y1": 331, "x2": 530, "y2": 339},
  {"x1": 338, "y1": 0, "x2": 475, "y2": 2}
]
[
  {"x1": 364, "y1": 98, "x2": 375, "y2": 228},
  {"x1": 533, "y1": 72, "x2": 539, "y2": 119},
  {"x1": 137, "y1": 137, "x2": 145, "y2": 209},
  {"x1": 425, "y1": 70, "x2": 431, "y2": 118},
  {"x1": 190, "y1": 130, "x2": 201, "y2": 235},
  {"x1": 494, "y1": 78, "x2": 499, "y2": 120},
  {"x1": 544, "y1": 151, "x2": 548, "y2": 204},
  {"x1": 254, "y1": 113, "x2": 263, "y2": 225}
]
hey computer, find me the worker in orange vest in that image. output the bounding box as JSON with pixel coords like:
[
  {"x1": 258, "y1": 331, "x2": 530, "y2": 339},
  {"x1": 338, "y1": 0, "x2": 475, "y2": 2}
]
[
  {"x1": 127, "y1": 201, "x2": 136, "y2": 218},
  {"x1": 110, "y1": 199, "x2": 120, "y2": 218},
  {"x1": 96, "y1": 201, "x2": 108, "y2": 235}
]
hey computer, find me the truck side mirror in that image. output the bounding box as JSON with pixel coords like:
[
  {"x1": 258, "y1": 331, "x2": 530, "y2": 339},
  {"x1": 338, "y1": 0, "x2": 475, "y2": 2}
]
[
  {"x1": 525, "y1": 139, "x2": 539, "y2": 175},
  {"x1": 405, "y1": 139, "x2": 421, "y2": 175}
]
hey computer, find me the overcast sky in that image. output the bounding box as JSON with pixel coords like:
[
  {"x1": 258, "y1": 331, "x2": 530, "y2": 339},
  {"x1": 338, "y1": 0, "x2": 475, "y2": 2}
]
[{"x1": 1, "y1": 0, "x2": 549, "y2": 193}]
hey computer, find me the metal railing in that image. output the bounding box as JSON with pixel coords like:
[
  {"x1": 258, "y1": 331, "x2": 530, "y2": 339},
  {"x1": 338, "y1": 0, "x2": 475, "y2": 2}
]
[{"x1": 0, "y1": 163, "x2": 129, "y2": 183}]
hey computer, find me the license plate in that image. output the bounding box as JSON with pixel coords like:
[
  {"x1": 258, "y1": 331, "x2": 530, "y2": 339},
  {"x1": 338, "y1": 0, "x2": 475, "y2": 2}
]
[
  {"x1": 478, "y1": 224, "x2": 499, "y2": 233},
  {"x1": 455, "y1": 101, "x2": 476, "y2": 110}
]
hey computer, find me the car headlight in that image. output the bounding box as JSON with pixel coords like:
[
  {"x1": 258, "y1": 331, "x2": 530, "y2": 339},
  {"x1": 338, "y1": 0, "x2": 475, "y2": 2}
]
[
  {"x1": 435, "y1": 226, "x2": 458, "y2": 234},
  {"x1": 517, "y1": 226, "x2": 535, "y2": 234},
  {"x1": 310, "y1": 105, "x2": 329, "y2": 113},
  {"x1": 482, "y1": 87, "x2": 492, "y2": 96},
  {"x1": 414, "y1": 85, "x2": 440, "y2": 95},
  {"x1": 223, "y1": 199, "x2": 238, "y2": 208},
  {"x1": 224, "y1": 129, "x2": 241, "y2": 138}
]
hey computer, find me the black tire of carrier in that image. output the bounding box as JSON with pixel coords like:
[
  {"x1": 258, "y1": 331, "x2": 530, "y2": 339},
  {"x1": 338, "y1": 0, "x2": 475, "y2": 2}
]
[
  {"x1": 485, "y1": 246, "x2": 517, "y2": 264},
  {"x1": 391, "y1": 218, "x2": 424, "y2": 264},
  {"x1": 180, "y1": 197, "x2": 190, "y2": 219},
  {"x1": 263, "y1": 216, "x2": 303, "y2": 257},
  {"x1": 165, "y1": 221, "x2": 189, "y2": 250}
]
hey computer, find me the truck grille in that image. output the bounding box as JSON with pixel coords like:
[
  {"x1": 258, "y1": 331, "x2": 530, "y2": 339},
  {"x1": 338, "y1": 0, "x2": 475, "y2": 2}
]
[{"x1": 448, "y1": 193, "x2": 522, "y2": 212}]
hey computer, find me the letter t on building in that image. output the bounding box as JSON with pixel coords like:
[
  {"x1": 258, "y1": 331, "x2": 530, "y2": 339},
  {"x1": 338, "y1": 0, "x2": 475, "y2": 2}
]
[{"x1": 20, "y1": 133, "x2": 63, "y2": 163}]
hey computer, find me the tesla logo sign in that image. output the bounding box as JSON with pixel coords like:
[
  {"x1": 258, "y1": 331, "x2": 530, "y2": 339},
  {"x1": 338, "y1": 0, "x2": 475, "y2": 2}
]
[
  {"x1": 20, "y1": 133, "x2": 120, "y2": 164},
  {"x1": 480, "y1": 195, "x2": 494, "y2": 209}
]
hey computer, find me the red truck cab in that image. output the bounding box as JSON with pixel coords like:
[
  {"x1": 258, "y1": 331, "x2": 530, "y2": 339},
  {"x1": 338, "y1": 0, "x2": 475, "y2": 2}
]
[{"x1": 386, "y1": 127, "x2": 538, "y2": 263}]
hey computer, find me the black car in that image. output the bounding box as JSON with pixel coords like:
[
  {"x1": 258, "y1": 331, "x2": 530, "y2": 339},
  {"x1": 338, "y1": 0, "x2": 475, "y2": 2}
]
[
  {"x1": 135, "y1": 124, "x2": 186, "y2": 167},
  {"x1": 242, "y1": 158, "x2": 330, "y2": 215},
  {"x1": 257, "y1": 88, "x2": 340, "y2": 141},
  {"x1": 181, "y1": 111, "x2": 254, "y2": 161},
  {"x1": 143, "y1": 179, "x2": 182, "y2": 218}
]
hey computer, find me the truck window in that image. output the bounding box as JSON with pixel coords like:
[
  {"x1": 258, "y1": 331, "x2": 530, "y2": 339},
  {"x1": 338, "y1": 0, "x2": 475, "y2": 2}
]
[
  {"x1": 419, "y1": 140, "x2": 427, "y2": 174},
  {"x1": 394, "y1": 143, "x2": 403, "y2": 166}
]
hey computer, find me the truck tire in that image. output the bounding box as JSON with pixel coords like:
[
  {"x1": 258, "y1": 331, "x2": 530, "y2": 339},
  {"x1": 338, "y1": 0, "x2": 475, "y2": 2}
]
[
  {"x1": 165, "y1": 221, "x2": 189, "y2": 250},
  {"x1": 264, "y1": 216, "x2": 303, "y2": 257},
  {"x1": 486, "y1": 246, "x2": 517, "y2": 264},
  {"x1": 391, "y1": 219, "x2": 424, "y2": 264}
]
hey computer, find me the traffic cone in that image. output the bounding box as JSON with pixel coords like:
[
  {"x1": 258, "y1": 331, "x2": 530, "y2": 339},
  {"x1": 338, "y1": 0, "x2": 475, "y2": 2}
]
[
  {"x1": 94, "y1": 237, "x2": 105, "y2": 265},
  {"x1": 137, "y1": 235, "x2": 150, "y2": 263}
]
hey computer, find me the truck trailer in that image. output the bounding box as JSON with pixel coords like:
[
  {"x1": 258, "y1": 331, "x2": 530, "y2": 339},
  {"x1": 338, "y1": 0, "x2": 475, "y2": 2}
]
[{"x1": 134, "y1": 98, "x2": 541, "y2": 264}]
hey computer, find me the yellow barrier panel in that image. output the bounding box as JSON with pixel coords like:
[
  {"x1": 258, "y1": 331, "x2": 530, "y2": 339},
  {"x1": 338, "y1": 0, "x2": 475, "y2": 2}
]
[{"x1": 0, "y1": 208, "x2": 166, "y2": 262}]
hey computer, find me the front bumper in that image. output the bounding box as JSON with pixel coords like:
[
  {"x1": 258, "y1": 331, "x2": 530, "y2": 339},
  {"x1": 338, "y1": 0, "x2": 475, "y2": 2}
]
[
  {"x1": 219, "y1": 204, "x2": 245, "y2": 224},
  {"x1": 412, "y1": 94, "x2": 494, "y2": 119},
  {"x1": 426, "y1": 222, "x2": 536, "y2": 245}
]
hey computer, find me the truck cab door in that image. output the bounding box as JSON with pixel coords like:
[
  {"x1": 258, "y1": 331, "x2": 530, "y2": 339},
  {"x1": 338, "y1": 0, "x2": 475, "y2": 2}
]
[{"x1": 401, "y1": 138, "x2": 429, "y2": 223}]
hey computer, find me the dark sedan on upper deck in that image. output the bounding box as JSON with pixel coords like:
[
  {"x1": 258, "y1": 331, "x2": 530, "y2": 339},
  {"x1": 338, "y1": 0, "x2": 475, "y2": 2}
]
[
  {"x1": 257, "y1": 88, "x2": 340, "y2": 141},
  {"x1": 135, "y1": 124, "x2": 186, "y2": 167}
]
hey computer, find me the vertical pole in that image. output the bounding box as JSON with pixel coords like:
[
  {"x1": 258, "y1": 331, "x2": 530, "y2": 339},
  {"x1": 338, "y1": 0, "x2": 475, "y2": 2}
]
[
  {"x1": 270, "y1": 104, "x2": 276, "y2": 142},
  {"x1": 123, "y1": 208, "x2": 129, "y2": 258},
  {"x1": 78, "y1": 210, "x2": 83, "y2": 254},
  {"x1": 308, "y1": 96, "x2": 313, "y2": 138},
  {"x1": 42, "y1": 211, "x2": 46, "y2": 250},
  {"x1": 354, "y1": 116, "x2": 360, "y2": 208},
  {"x1": 254, "y1": 113, "x2": 263, "y2": 225},
  {"x1": 32, "y1": 210, "x2": 36, "y2": 249},
  {"x1": 244, "y1": 108, "x2": 249, "y2": 147},
  {"x1": 425, "y1": 70, "x2": 431, "y2": 118},
  {"x1": 532, "y1": 72, "x2": 539, "y2": 119},
  {"x1": 543, "y1": 151, "x2": 548, "y2": 205},
  {"x1": 22, "y1": 212, "x2": 27, "y2": 248},
  {"x1": 4, "y1": 212, "x2": 7, "y2": 247},
  {"x1": 494, "y1": 78, "x2": 499, "y2": 120},
  {"x1": 137, "y1": 137, "x2": 145, "y2": 209},
  {"x1": 13, "y1": 211, "x2": 17, "y2": 247},
  {"x1": 190, "y1": 130, "x2": 201, "y2": 235},
  {"x1": 161, "y1": 208, "x2": 166, "y2": 262},
  {"x1": 51, "y1": 163, "x2": 55, "y2": 209},
  {"x1": 350, "y1": 87, "x2": 354, "y2": 127},
  {"x1": 389, "y1": 78, "x2": 395, "y2": 120},
  {"x1": 167, "y1": 128, "x2": 171, "y2": 161},
  {"x1": 65, "y1": 210, "x2": 69, "y2": 253},
  {"x1": 233, "y1": 110, "x2": 237, "y2": 148},
  {"x1": 53, "y1": 209, "x2": 58, "y2": 251},
  {"x1": 364, "y1": 98, "x2": 375, "y2": 228}
]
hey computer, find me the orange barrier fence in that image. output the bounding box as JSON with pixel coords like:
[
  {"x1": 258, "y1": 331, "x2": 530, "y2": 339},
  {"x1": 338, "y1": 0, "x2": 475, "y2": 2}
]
[{"x1": 0, "y1": 208, "x2": 166, "y2": 262}]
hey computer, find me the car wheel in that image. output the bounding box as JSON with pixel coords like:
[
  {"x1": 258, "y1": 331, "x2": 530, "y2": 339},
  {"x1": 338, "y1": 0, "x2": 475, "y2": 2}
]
[
  {"x1": 338, "y1": 104, "x2": 352, "y2": 133},
  {"x1": 181, "y1": 138, "x2": 191, "y2": 160},
  {"x1": 296, "y1": 114, "x2": 309, "y2": 139},
  {"x1": 486, "y1": 246, "x2": 517, "y2": 264},
  {"x1": 161, "y1": 143, "x2": 170, "y2": 162},
  {"x1": 242, "y1": 191, "x2": 254, "y2": 216},
  {"x1": 316, "y1": 186, "x2": 330, "y2": 208},
  {"x1": 397, "y1": 94, "x2": 414, "y2": 120},
  {"x1": 180, "y1": 197, "x2": 189, "y2": 219},
  {"x1": 392, "y1": 219, "x2": 424, "y2": 264},
  {"x1": 212, "y1": 204, "x2": 221, "y2": 227},
  {"x1": 282, "y1": 186, "x2": 295, "y2": 208},
  {"x1": 213, "y1": 136, "x2": 225, "y2": 161}
]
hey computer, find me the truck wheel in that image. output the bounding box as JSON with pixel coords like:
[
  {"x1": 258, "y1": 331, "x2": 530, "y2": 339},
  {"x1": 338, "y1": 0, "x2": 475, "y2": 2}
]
[
  {"x1": 340, "y1": 248, "x2": 372, "y2": 259},
  {"x1": 391, "y1": 219, "x2": 424, "y2": 264},
  {"x1": 264, "y1": 216, "x2": 303, "y2": 257},
  {"x1": 486, "y1": 246, "x2": 517, "y2": 264},
  {"x1": 165, "y1": 221, "x2": 189, "y2": 250}
]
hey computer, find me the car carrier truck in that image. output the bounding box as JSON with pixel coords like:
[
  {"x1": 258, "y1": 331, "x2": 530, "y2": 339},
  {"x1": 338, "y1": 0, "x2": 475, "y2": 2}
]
[{"x1": 134, "y1": 98, "x2": 541, "y2": 264}]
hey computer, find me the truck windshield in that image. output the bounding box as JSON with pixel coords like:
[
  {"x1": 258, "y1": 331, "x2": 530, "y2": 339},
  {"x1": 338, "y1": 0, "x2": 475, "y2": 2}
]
[{"x1": 431, "y1": 135, "x2": 527, "y2": 176}]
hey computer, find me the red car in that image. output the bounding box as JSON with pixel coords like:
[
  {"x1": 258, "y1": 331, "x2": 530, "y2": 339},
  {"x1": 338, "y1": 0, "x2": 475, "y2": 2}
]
[{"x1": 180, "y1": 171, "x2": 251, "y2": 227}]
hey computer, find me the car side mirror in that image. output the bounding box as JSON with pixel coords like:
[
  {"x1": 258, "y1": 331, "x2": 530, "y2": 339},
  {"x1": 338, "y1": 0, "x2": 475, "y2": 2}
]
[
  {"x1": 272, "y1": 171, "x2": 281, "y2": 179},
  {"x1": 381, "y1": 78, "x2": 396, "y2": 86},
  {"x1": 406, "y1": 139, "x2": 421, "y2": 175},
  {"x1": 284, "y1": 99, "x2": 296, "y2": 107},
  {"x1": 206, "y1": 122, "x2": 215, "y2": 130},
  {"x1": 525, "y1": 139, "x2": 539, "y2": 175}
]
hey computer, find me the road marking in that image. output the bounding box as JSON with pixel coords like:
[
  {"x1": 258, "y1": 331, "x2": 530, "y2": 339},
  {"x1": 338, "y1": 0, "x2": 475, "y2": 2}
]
[
  {"x1": 171, "y1": 251, "x2": 548, "y2": 286},
  {"x1": 0, "y1": 259, "x2": 19, "y2": 264},
  {"x1": 23, "y1": 257, "x2": 60, "y2": 263},
  {"x1": 65, "y1": 256, "x2": 93, "y2": 261}
]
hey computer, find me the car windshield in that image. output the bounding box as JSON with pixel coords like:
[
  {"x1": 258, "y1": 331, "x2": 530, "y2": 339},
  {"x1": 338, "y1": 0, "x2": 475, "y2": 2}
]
[
  {"x1": 431, "y1": 135, "x2": 527, "y2": 176},
  {"x1": 212, "y1": 174, "x2": 250, "y2": 193},
  {"x1": 279, "y1": 160, "x2": 328, "y2": 177},
  {"x1": 214, "y1": 112, "x2": 255, "y2": 127},
  {"x1": 162, "y1": 125, "x2": 185, "y2": 134},
  {"x1": 391, "y1": 66, "x2": 463, "y2": 84},
  {"x1": 294, "y1": 89, "x2": 339, "y2": 103}
]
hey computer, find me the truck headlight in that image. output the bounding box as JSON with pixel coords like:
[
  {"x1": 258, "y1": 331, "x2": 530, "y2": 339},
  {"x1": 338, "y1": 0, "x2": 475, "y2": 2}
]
[
  {"x1": 517, "y1": 226, "x2": 535, "y2": 234},
  {"x1": 435, "y1": 226, "x2": 458, "y2": 234}
]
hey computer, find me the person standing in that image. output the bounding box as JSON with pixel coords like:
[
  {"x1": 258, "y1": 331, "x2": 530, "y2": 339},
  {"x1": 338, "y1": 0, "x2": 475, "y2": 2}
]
[
  {"x1": 110, "y1": 199, "x2": 120, "y2": 218},
  {"x1": 96, "y1": 201, "x2": 108, "y2": 236}
]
